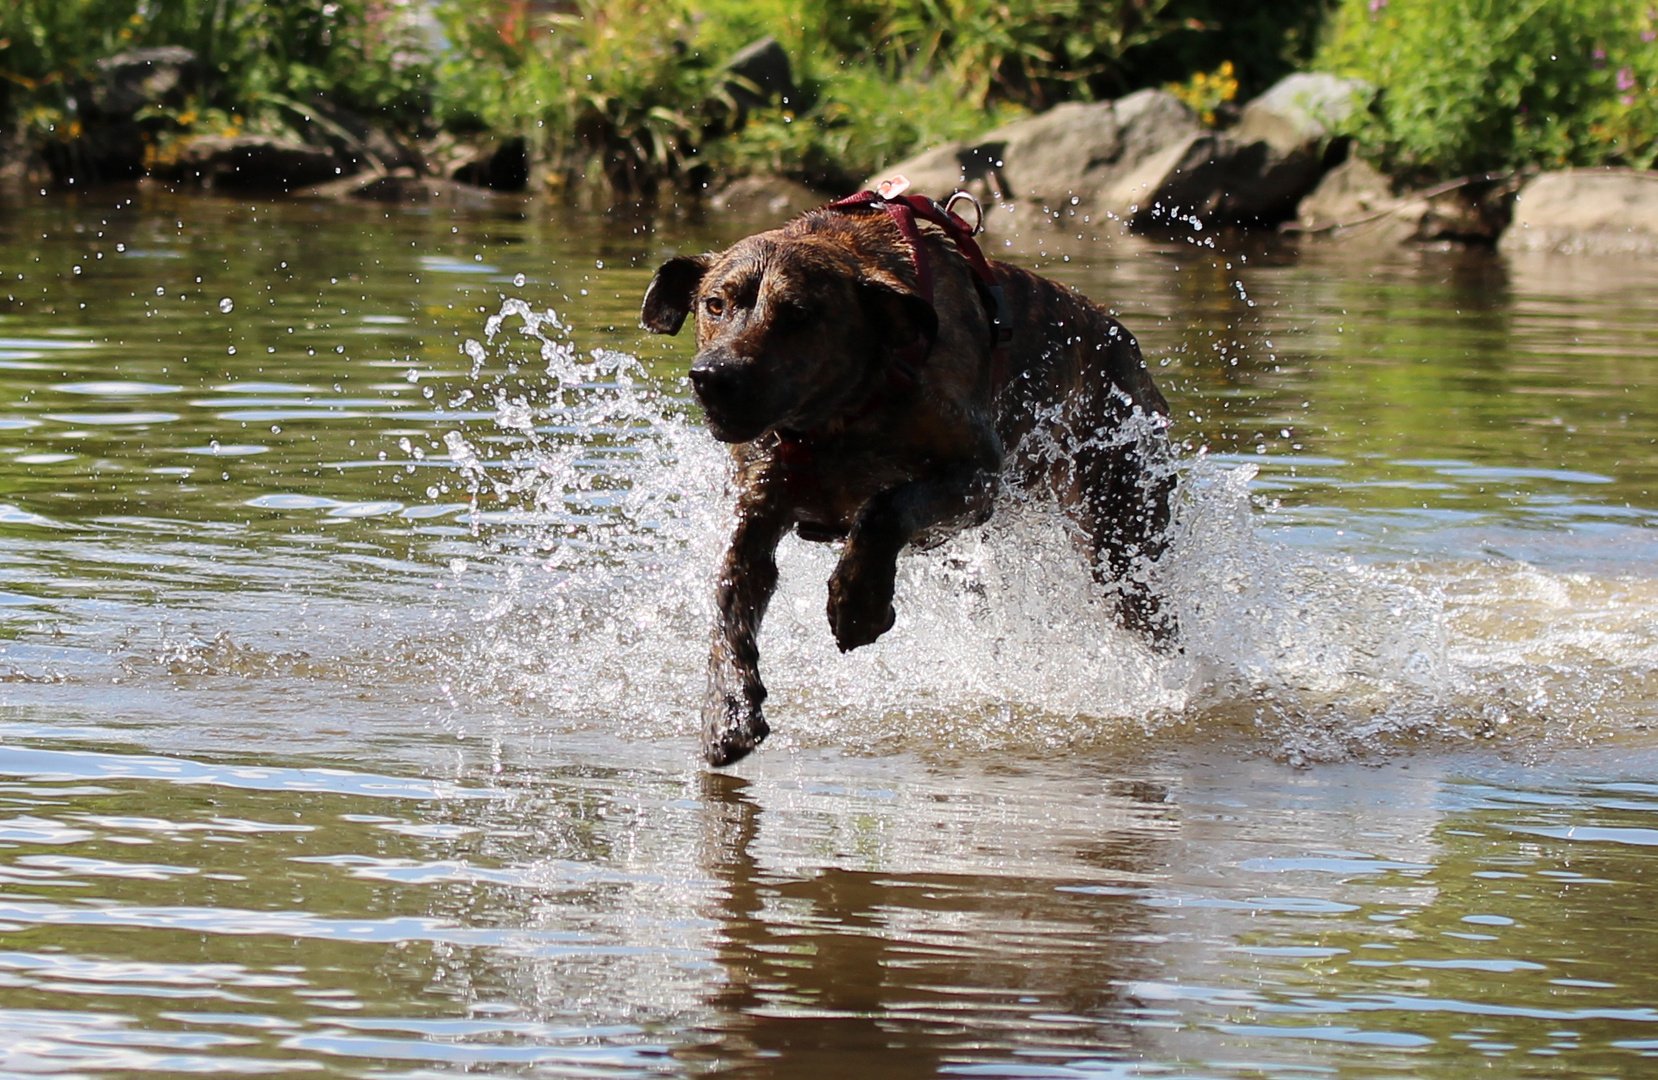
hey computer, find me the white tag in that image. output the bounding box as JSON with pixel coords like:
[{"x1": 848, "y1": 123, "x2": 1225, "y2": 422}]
[{"x1": 876, "y1": 175, "x2": 912, "y2": 199}]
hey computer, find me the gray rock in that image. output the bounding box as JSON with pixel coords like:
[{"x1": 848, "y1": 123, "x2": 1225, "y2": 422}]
[
  {"x1": 160, "y1": 136, "x2": 343, "y2": 192},
  {"x1": 870, "y1": 89, "x2": 1200, "y2": 233},
  {"x1": 296, "y1": 170, "x2": 509, "y2": 206},
  {"x1": 1292, "y1": 156, "x2": 1516, "y2": 248},
  {"x1": 1234, "y1": 73, "x2": 1372, "y2": 158},
  {"x1": 1104, "y1": 130, "x2": 1322, "y2": 227},
  {"x1": 1500, "y1": 169, "x2": 1658, "y2": 257},
  {"x1": 1289, "y1": 155, "x2": 1421, "y2": 245},
  {"x1": 726, "y1": 36, "x2": 797, "y2": 110},
  {"x1": 707, "y1": 175, "x2": 824, "y2": 220},
  {"x1": 872, "y1": 84, "x2": 1345, "y2": 234},
  {"x1": 90, "y1": 47, "x2": 197, "y2": 119}
]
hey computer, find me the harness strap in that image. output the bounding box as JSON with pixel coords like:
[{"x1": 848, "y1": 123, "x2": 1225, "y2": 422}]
[
  {"x1": 827, "y1": 186, "x2": 1014, "y2": 352},
  {"x1": 776, "y1": 180, "x2": 1015, "y2": 507}
]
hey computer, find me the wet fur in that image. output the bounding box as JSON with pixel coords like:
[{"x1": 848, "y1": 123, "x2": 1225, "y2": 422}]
[{"x1": 642, "y1": 205, "x2": 1174, "y2": 766}]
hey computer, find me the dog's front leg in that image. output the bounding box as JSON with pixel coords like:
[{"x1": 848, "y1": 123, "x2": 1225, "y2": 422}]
[
  {"x1": 705, "y1": 486, "x2": 792, "y2": 767},
  {"x1": 828, "y1": 462, "x2": 998, "y2": 652}
]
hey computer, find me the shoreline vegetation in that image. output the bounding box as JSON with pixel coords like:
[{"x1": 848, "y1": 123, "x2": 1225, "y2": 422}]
[{"x1": 1, "y1": 0, "x2": 1655, "y2": 243}]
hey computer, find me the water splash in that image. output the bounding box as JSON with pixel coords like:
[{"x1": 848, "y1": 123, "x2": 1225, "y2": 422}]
[{"x1": 426, "y1": 300, "x2": 1642, "y2": 763}]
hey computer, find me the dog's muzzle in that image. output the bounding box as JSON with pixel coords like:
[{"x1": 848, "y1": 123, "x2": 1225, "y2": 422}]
[{"x1": 689, "y1": 354, "x2": 772, "y2": 443}]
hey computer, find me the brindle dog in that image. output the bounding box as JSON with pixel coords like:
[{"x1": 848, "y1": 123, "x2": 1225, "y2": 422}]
[{"x1": 642, "y1": 195, "x2": 1174, "y2": 766}]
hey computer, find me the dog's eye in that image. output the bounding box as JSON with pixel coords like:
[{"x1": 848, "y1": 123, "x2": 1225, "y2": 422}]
[{"x1": 704, "y1": 296, "x2": 727, "y2": 318}]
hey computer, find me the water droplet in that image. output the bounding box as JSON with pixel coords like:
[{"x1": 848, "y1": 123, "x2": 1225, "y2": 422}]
[
  {"x1": 513, "y1": 273, "x2": 527, "y2": 288},
  {"x1": 155, "y1": 286, "x2": 165, "y2": 296},
  {"x1": 219, "y1": 297, "x2": 234, "y2": 313}
]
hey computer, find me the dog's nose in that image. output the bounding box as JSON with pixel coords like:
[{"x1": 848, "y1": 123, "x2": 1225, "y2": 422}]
[{"x1": 689, "y1": 361, "x2": 741, "y2": 407}]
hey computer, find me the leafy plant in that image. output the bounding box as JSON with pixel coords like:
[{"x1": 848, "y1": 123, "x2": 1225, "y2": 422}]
[
  {"x1": 1317, "y1": 0, "x2": 1658, "y2": 178},
  {"x1": 1, "y1": 0, "x2": 433, "y2": 146}
]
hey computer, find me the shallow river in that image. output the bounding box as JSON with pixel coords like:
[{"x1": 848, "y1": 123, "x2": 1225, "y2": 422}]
[{"x1": 0, "y1": 187, "x2": 1656, "y2": 1077}]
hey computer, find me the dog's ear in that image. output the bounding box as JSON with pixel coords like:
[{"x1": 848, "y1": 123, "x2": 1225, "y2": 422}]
[
  {"x1": 641, "y1": 255, "x2": 712, "y2": 335},
  {"x1": 858, "y1": 272, "x2": 939, "y2": 346}
]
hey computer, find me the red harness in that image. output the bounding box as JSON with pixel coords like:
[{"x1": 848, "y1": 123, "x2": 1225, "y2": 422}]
[{"x1": 775, "y1": 183, "x2": 1014, "y2": 485}]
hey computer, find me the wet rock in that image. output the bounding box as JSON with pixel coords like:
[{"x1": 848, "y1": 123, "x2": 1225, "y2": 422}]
[
  {"x1": 726, "y1": 36, "x2": 797, "y2": 111},
  {"x1": 89, "y1": 47, "x2": 198, "y2": 120},
  {"x1": 873, "y1": 89, "x2": 1199, "y2": 233},
  {"x1": 449, "y1": 137, "x2": 529, "y2": 192},
  {"x1": 37, "y1": 47, "x2": 199, "y2": 186},
  {"x1": 1233, "y1": 73, "x2": 1371, "y2": 160},
  {"x1": 158, "y1": 135, "x2": 343, "y2": 192},
  {"x1": 39, "y1": 126, "x2": 149, "y2": 187},
  {"x1": 706, "y1": 175, "x2": 825, "y2": 220},
  {"x1": 296, "y1": 170, "x2": 510, "y2": 206},
  {"x1": 1500, "y1": 169, "x2": 1658, "y2": 257},
  {"x1": 874, "y1": 84, "x2": 1345, "y2": 234},
  {"x1": 1289, "y1": 155, "x2": 1422, "y2": 245},
  {"x1": 280, "y1": 98, "x2": 423, "y2": 176},
  {"x1": 1292, "y1": 158, "x2": 1521, "y2": 247}
]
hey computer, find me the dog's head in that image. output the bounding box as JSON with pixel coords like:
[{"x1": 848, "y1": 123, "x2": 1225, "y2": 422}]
[{"x1": 641, "y1": 229, "x2": 937, "y2": 443}]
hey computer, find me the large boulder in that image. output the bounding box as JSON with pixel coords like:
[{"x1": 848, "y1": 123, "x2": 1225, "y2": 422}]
[
  {"x1": 38, "y1": 47, "x2": 199, "y2": 186},
  {"x1": 1289, "y1": 155, "x2": 1422, "y2": 245},
  {"x1": 872, "y1": 90, "x2": 1197, "y2": 224},
  {"x1": 89, "y1": 47, "x2": 198, "y2": 120},
  {"x1": 1500, "y1": 169, "x2": 1658, "y2": 257},
  {"x1": 296, "y1": 170, "x2": 509, "y2": 206},
  {"x1": 707, "y1": 175, "x2": 825, "y2": 221},
  {"x1": 1233, "y1": 73, "x2": 1372, "y2": 160},
  {"x1": 158, "y1": 135, "x2": 343, "y2": 192},
  {"x1": 1293, "y1": 157, "x2": 1525, "y2": 248},
  {"x1": 872, "y1": 81, "x2": 1364, "y2": 235}
]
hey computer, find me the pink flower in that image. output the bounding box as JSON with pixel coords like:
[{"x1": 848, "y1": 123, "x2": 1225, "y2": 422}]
[
  {"x1": 1369, "y1": 0, "x2": 1386, "y2": 11},
  {"x1": 1643, "y1": 30, "x2": 1656, "y2": 42},
  {"x1": 1593, "y1": 47, "x2": 1608, "y2": 68},
  {"x1": 1617, "y1": 67, "x2": 1637, "y2": 93}
]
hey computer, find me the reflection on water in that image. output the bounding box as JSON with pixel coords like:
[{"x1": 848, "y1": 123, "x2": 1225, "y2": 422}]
[
  {"x1": 0, "y1": 189, "x2": 1653, "y2": 1075},
  {"x1": 4, "y1": 736, "x2": 1658, "y2": 1076}
]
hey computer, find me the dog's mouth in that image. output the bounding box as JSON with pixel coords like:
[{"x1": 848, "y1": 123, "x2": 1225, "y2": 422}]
[
  {"x1": 689, "y1": 354, "x2": 782, "y2": 444},
  {"x1": 697, "y1": 405, "x2": 771, "y2": 444}
]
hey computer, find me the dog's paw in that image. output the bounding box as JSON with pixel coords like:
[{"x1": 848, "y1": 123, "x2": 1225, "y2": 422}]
[
  {"x1": 703, "y1": 692, "x2": 770, "y2": 768},
  {"x1": 826, "y1": 571, "x2": 897, "y2": 653}
]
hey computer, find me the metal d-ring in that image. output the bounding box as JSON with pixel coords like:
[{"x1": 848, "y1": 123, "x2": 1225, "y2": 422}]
[{"x1": 944, "y1": 191, "x2": 985, "y2": 236}]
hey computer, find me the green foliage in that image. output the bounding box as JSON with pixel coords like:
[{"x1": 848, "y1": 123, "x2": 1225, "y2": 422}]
[
  {"x1": 0, "y1": 0, "x2": 432, "y2": 140},
  {"x1": 429, "y1": 0, "x2": 1201, "y2": 195},
  {"x1": 432, "y1": 0, "x2": 735, "y2": 195},
  {"x1": 1116, "y1": 0, "x2": 1332, "y2": 100},
  {"x1": 833, "y1": 0, "x2": 1179, "y2": 110},
  {"x1": 1318, "y1": 0, "x2": 1658, "y2": 178}
]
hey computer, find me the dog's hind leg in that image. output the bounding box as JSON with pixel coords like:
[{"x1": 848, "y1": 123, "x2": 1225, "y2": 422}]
[
  {"x1": 705, "y1": 485, "x2": 793, "y2": 767},
  {"x1": 828, "y1": 462, "x2": 999, "y2": 652}
]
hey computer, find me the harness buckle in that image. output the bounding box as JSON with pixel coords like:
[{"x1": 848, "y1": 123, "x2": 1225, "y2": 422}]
[{"x1": 944, "y1": 190, "x2": 985, "y2": 236}]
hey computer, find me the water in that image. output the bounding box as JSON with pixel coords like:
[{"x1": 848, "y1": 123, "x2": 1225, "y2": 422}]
[{"x1": 0, "y1": 186, "x2": 1655, "y2": 1076}]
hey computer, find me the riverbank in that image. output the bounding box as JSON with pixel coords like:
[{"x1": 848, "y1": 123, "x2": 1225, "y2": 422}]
[{"x1": 3, "y1": 0, "x2": 1654, "y2": 251}]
